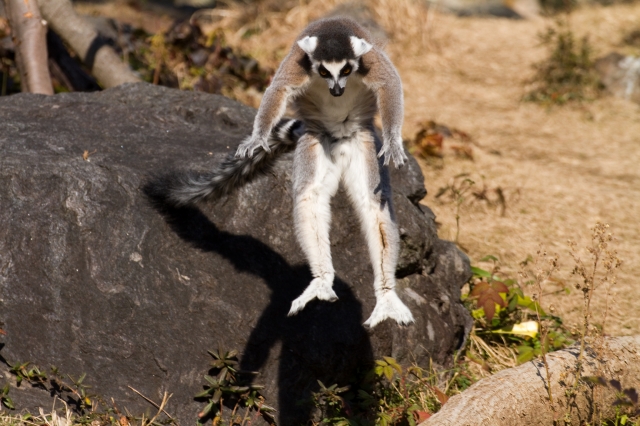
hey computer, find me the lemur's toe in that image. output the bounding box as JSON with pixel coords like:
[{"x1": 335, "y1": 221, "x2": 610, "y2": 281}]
[
  {"x1": 287, "y1": 299, "x2": 306, "y2": 316},
  {"x1": 364, "y1": 292, "x2": 415, "y2": 328},
  {"x1": 287, "y1": 277, "x2": 337, "y2": 316}
]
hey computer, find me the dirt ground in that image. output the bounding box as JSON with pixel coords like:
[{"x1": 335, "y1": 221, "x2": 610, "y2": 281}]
[
  {"x1": 80, "y1": 0, "x2": 640, "y2": 336},
  {"x1": 396, "y1": 4, "x2": 640, "y2": 337}
]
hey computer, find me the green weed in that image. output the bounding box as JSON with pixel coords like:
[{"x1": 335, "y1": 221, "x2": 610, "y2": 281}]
[
  {"x1": 310, "y1": 355, "x2": 474, "y2": 426},
  {"x1": 195, "y1": 349, "x2": 276, "y2": 426},
  {"x1": 465, "y1": 255, "x2": 573, "y2": 369},
  {"x1": 584, "y1": 377, "x2": 640, "y2": 425},
  {"x1": 525, "y1": 19, "x2": 601, "y2": 105}
]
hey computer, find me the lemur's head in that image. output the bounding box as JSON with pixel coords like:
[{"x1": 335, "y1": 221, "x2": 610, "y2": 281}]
[{"x1": 297, "y1": 32, "x2": 372, "y2": 97}]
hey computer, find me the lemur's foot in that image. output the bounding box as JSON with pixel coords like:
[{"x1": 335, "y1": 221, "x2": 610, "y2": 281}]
[
  {"x1": 364, "y1": 291, "x2": 414, "y2": 328},
  {"x1": 288, "y1": 277, "x2": 338, "y2": 316}
]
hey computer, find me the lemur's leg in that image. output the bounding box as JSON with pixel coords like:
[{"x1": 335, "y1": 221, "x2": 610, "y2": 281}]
[
  {"x1": 339, "y1": 130, "x2": 414, "y2": 327},
  {"x1": 288, "y1": 133, "x2": 341, "y2": 316}
]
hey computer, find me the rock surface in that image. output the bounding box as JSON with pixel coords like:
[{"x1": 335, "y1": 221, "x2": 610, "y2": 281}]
[
  {"x1": 420, "y1": 336, "x2": 640, "y2": 426},
  {"x1": 595, "y1": 52, "x2": 640, "y2": 105},
  {"x1": 445, "y1": 0, "x2": 540, "y2": 19},
  {"x1": 0, "y1": 83, "x2": 472, "y2": 424}
]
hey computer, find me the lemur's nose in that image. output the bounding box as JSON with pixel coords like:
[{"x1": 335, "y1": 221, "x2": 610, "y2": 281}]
[{"x1": 330, "y1": 86, "x2": 344, "y2": 97}]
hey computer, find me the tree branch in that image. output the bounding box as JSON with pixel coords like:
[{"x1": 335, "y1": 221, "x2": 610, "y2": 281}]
[
  {"x1": 3, "y1": 0, "x2": 53, "y2": 94},
  {"x1": 36, "y1": 0, "x2": 140, "y2": 88}
]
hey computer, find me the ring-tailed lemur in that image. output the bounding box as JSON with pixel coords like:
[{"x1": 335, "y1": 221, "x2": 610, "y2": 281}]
[{"x1": 150, "y1": 17, "x2": 414, "y2": 327}]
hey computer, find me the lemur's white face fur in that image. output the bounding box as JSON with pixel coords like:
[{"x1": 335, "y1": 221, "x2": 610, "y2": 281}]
[{"x1": 297, "y1": 35, "x2": 372, "y2": 97}]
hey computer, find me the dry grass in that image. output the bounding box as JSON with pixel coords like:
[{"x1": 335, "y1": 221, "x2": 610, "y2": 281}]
[
  {"x1": 402, "y1": 4, "x2": 640, "y2": 337},
  {"x1": 0, "y1": 402, "x2": 74, "y2": 426},
  {"x1": 73, "y1": 0, "x2": 640, "y2": 336}
]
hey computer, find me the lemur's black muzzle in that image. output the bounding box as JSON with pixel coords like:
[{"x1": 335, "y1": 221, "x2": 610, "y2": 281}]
[{"x1": 330, "y1": 86, "x2": 344, "y2": 97}]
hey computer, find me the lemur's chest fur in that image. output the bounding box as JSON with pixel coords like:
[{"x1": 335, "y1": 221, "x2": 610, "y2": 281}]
[{"x1": 292, "y1": 74, "x2": 378, "y2": 140}]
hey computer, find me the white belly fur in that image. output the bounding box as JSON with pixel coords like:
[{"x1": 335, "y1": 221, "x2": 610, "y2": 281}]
[{"x1": 293, "y1": 75, "x2": 377, "y2": 139}]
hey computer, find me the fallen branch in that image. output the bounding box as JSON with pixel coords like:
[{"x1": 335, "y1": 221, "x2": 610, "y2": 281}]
[
  {"x1": 36, "y1": 0, "x2": 140, "y2": 88},
  {"x1": 3, "y1": 0, "x2": 52, "y2": 94},
  {"x1": 421, "y1": 336, "x2": 640, "y2": 426}
]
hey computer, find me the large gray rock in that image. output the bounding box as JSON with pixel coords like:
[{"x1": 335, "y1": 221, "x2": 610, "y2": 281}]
[
  {"x1": 595, "y1": 52, "x2": 640, "y2": 105},
  {"x1": 0, "y1": 83, "x2": 471, "y2": 424},
  {"x1": 443, "y1": 0, "x2": 540, "y2": 19}
]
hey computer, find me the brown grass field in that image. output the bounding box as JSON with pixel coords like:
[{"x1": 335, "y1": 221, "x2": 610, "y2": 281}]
[
  {"x1": 79, "y1": 0, "x2": 640, "y2": 337},
  {"x1": 396, "y1": 3, "x2": 640, "y2": 338}
]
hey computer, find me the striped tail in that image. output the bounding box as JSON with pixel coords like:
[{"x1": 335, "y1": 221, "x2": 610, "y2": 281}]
[{"x1": 145, "y1": 119, "x2": 304, "y2": 206}]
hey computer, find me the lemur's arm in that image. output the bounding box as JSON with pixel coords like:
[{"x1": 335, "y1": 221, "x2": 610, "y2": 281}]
[
  {"x1": 236, "y1": 47, "x2": 310, "y2": 158},
  {"x1": 360, "y1": 47, "x2": 408, "y2": 168}
]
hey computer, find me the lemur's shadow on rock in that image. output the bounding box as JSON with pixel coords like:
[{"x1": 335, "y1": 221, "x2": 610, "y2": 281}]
[{"x1": 144, "y1": 194, "x2": 374, "y2": 424}]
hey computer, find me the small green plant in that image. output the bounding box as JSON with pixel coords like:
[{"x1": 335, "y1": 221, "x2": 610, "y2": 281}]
[
  {"x1": 0, "y1": 383, "x2": 14, "y2": 410},
  {"x1": 435, "y1": 174, "x2": 512, "y2": 246},
  {"x1": 569, "y1": 223, "x2": 622, "y2": 365},
  {"x1": 525, "y1": 19, "x2": 601, "y2": 105},
  {"x1": 435, "y1": 174, "x2": 475, "y2": 244},
  {"x1": 465, "y1": 255, "x2": 573, "y2": 369},
  {"x1": 2, "y1": 358, "x2": 183, "y2": 425},
  {"x1": 9, "y1": 362, "x2": 47, "y2": 388},
  {"x1": 622, "y1": 29, "x2": 640, "y2": 49},
  {"x1": 583, "y1": 378, "x2": 640, "y2": 425},
  {"x1": 557, "y1": 223, "x2": 623, "y2": 423},
  {"x1": 8, "y1": 362, "x2": 96, "y2": 413},
  {"x1": 311, "y1": 355, "x2": 474, "y2": 425},
  {"x1": 368, "y1": 358, "x2": 441, "y2": 426},
  {"x1": 538, "y1": 0, "x2": 576, "y2": 15},
  {"x1": 195, "y1": 349, "x2": 276, "y2": 425},
  {"x1": 311, "y1": 381, "x2": 353, "y2": 425}
]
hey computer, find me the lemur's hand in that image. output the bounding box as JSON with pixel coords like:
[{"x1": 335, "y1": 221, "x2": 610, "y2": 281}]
[
  {"x1": 235, "y1": 134, "x2": 271, "y2": 158},
  {"x1": 379, "y1": 134, "x2": 408, "y2": 168}
]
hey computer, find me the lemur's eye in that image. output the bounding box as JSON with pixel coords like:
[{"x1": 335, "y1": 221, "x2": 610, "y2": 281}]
[
  {"x1": 342, "y1": 66, "x2": 351, "y2": 75},
  {"x1": 319, "y1": 68, "x2": 328, "y2": 77}
]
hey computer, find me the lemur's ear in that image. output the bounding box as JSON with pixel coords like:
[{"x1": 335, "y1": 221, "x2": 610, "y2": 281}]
[
  {"x1": 297, "y1": 36, "x2": 318, "y2": 55},
  {"x1": 350, "y1": 36, "x2": 372, "y2": 57}
]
